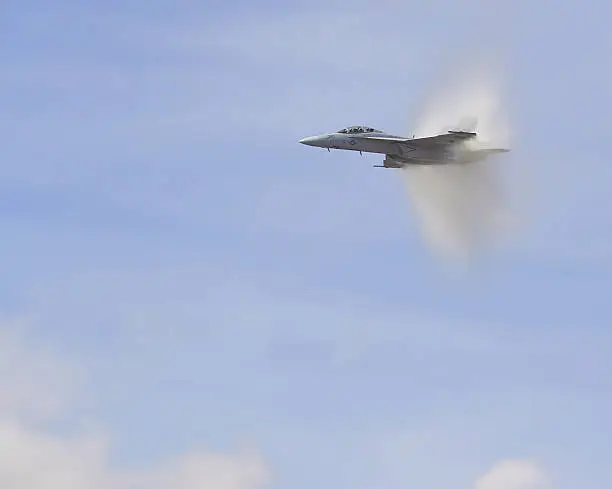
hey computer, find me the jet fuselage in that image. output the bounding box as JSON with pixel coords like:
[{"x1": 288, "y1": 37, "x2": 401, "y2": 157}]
[
  {"x1": 300, "y1": 131, "x2": 454, "y2": 164},
  {"x1": 299, "y1": 125, "x2": 509, "y2": 167}
]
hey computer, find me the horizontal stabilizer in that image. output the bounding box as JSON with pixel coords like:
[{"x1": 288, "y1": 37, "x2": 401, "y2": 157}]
[
  {"x1": 458, "y1": 148, "x2": 510, "y2": 163},
  {"x1": 379, "y1": 155, "x2": 405, "y2": 168}
]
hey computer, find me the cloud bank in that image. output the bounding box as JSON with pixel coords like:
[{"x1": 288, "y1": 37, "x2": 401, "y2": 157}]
[
  {"x1": 475, "y1": 459, "x2": 551, "y2": 489},
  {"x1": 0, "y1": 321, "x2": 271, "y2": 489}
]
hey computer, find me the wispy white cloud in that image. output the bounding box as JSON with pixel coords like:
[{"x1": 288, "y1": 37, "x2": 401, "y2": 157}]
[
  {"x1": 20, "y1": 264, "x2": 531, "y2": 362},
  {"x1": 475, "y1": 460, "x2": 551, "y2": 489},
  {"x1": 0, "y1": 321, "x2": 78, "y2": 422},
  {"x1": 0, "y1": 303, "x2": 569, "y2": 489},
  {"x1": 364, "y1": 418, "x2": 555, "y2": 489},
  {"x1": 0, "y1": 418, "x2": 270, "y2": 489},
  {"x1": 0, "y1": 321, "x2": 271, "y2": 489},
  {"x1": 0, "y1": 4, "x2": 444, "y2": 142}
]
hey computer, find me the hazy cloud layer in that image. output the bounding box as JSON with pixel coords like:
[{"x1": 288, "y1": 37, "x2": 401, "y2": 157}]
[
  {"x1": 475, "y1": 460, "x2": 551, "y2": 489},
  {"x1": 0, "y1": 322, "x2": 271, "y2": 489}
]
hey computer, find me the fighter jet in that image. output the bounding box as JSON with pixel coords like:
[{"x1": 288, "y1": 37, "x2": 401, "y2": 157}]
[{"x1": 299, "y1": 121, "x2": 509, "y2": 168}]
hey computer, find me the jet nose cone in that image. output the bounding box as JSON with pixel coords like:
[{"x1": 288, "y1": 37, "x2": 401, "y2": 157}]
[{"x1": 299, "y1": 136, "x2": 319, "y2": 146}]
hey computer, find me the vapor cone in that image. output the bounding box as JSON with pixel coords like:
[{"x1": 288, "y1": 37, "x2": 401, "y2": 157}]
[{"x1": 403, "y1": 58, "x2": 515, "y2": 260}]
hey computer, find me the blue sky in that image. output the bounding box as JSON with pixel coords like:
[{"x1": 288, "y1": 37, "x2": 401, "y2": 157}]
[{"x1": 2, "y1": 1, "x2": 612, "y2": 488}]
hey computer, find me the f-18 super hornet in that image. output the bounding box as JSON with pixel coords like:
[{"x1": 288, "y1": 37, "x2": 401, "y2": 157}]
[{"x1": 299, "y1": 120, "x2": 509, "y2": 168}]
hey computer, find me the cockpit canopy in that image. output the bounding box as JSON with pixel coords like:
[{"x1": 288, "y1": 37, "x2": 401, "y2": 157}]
[{"x1": 336, "y1": 125, "x2": 382, "y2": 134}]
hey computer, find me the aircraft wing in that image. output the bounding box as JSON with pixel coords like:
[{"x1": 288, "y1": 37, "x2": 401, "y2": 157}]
[
  {"x1": 362, "y1": 131, "x2": 477, "y2": 147},
  {"x1": 360, "y1": 135, "x2": 412, "y2": 142},
  {"x1": 409, "y1": 131, "x2": 477, "y2": 147}
]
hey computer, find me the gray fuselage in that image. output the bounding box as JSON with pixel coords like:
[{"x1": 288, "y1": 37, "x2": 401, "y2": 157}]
[
  {"x1": 299, "y1": 125, "x2": 509, "y2": 167},
  {"x1": 300, "y1": 131, "x2": 449, "y2": 164}
]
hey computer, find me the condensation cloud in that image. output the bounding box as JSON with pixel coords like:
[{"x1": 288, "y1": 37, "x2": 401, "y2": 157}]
[{"x1": 402, "y1": 55, "x2": 519, "y2": 261}]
